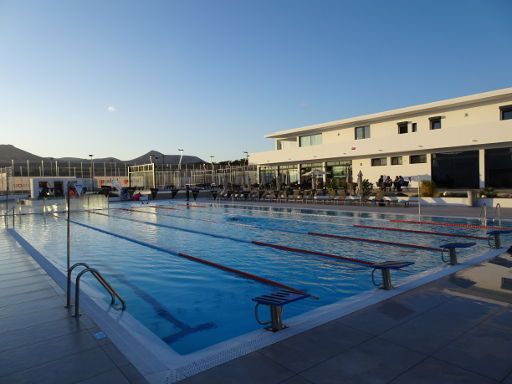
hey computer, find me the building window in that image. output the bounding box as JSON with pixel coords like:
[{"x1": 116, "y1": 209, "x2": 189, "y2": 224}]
[
  {"x1": 355, "y1": 125, "x2": 370, "y2": 140},
  {"x1": 500, "y1": 105, "x2": 512, "y2": 120},
  {"x1": 485, "y1": 147, "x2": 512, "y2": 188},
  {"x1": 391, "y1": 156, "x2": 403, "y2": 165},
  {"x1": 276, "y1": 140, "x2": 282, "y2": 150},
  {"x1": 398, "y1": 122, "x2": 408, "y2": 134},
  {"x1": 410, "y1": 154, "x2": 427, "y2": 164},
  {"x1": 429, "y1": 117, "x2": 442, "y2": 130},
  {"x1": 432, "y1": 151, "x2": 479, "y2": 188},
  {"x1": 371, "y1": 157, "x2": 387, "y2": 166},
  {"x1": 412, "y1": 123, "x2": 417, "y2": 132},
  {"x1": 299, "y1": 133, "x2": 322, "y2": 147}
]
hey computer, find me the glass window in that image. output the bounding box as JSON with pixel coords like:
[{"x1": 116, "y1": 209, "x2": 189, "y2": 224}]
[
  {"x1": 410, "y1": 154, "x2": 427, "y2": 164},
  {"x1": 276, "y1": 140, "x2": 282, "y2": 150},
  {"x1": 371, "y1": 157, "x2": 387, "y2": 166},
  {"x1": 355, "y1": 126, "x2": 370, "y2": 140},
  {"x1": 500, "y1": 105, "x2": 512, "y2": 120},
  {"x1": 430, "y1": 117, "x2": 442, "y2": 130},
  {"x1": 432, "y1": 151, "x2": 479, "y2": 188},
  {"x1": 299, "y1": 134, "x2": 322, "y2": 147},
  {"x1": 485, "y1": 148, "x2": 512, "y2": 188},
  {"x1": 391, "y1": 156, "x2": 402, "y2": 165},
  {"x1": 398, "y1": 122, "x2": 408, "y2": 134},
  {"x1": 412, "y1": 123, "x2": 417, "y2": 132}
]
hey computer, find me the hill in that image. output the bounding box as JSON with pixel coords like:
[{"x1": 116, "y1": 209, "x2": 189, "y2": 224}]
[{"x1": 0, "y1": 145, "x2": 204, "y2": 166}]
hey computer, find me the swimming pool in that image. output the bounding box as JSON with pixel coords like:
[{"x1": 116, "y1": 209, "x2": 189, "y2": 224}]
[{"x1": 13, "y1": 201, "x2": 511, "y2": 358}]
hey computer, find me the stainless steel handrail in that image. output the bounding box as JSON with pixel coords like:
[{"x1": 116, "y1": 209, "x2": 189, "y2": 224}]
[
  {"x1": 67, "y1": 262, "x2": 126, "y2": 317},
  {"x1": 495, "y1": 203, "x2": 502, "y2": 226},
  {"x1": 480, "y1": 203, "x2": 487, "y2": 226}
]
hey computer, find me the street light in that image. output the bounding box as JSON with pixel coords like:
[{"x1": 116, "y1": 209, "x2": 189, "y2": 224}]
[
  {"x1": 178, "y1": 148, "x2": 184, "y2": 170},
  {"x1": 89, "y1": 154, "x2": 94, "y2": 192}
]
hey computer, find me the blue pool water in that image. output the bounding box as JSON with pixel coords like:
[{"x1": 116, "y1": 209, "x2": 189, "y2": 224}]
[{"x1": 15, "y1": 202, "x2": 512, "y2": 354}]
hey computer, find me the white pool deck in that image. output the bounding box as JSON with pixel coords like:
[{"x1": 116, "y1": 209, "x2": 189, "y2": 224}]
[{"x1": 1, "y1": 202, "x2": 512, "y2": 383}]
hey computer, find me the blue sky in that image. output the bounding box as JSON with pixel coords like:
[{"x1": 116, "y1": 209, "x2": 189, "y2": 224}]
[{"x1": 1, "y1": 0, "x2": 511, "y2": 162}]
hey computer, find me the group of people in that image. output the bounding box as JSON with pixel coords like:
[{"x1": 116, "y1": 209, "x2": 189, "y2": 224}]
[{"x1": 377, "y1": 175, "x2": 407, "y2": 192}]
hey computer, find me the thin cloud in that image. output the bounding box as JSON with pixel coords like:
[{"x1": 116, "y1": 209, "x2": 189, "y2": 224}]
[{"x1": 106, "y1": 105, "x2": 118, "y2": 113}]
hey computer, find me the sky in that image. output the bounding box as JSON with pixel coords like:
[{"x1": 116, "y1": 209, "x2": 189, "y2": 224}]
[{"x1": 1, "y1": 0, "x2": 511, "y2": 162}]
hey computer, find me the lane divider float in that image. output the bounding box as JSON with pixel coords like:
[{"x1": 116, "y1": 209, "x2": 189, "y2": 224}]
[
  {"x1": 67, "y1": 217, "x2": 312, "y2": 296},
  {"x1": 389, "y1": 219, "x2": 509, "y2": 230},
  {"x1": 308, "y1": 231, "x2": 442, "y2": 252},
  {"x1": 353, "y1": 224, "x2": 488, "y2": 240},
  {"x1": 251, "y1": 241, "x2": 374, "y2": 266}
]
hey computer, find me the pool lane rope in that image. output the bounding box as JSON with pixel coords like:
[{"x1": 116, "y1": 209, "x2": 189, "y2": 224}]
[
  {"x1": 251, "y1": 241, "x2": 375, "y2": 266},
  {"x1": 307, "y1": 232, "x2": 442, "y2": 252},
  {"x1": 65, "y1": 217, "x2": 312, "y2": 297},
  {"x1": 94, "y1": 212, "x2": 368, "y2": 269},
  {"x1": 353, "y1": 224, "x2": 488, "y2": 240},
  {"x1": 390, "y1": 219, "x2": 509, "y2": 230}
]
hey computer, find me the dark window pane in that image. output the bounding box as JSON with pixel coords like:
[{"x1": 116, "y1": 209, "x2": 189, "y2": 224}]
[
  {"x1": 501, "y1": 105, "x2": 512, "y2": 120},
  {"x1": 485, "y1": 148, "x2": 512, "y2": 188},
  {"x1": 371, "y1": 157, "x2": 387, "y2": 166},
  {"x1": 410, "y1": 154, "x2": 427, "y2": 164},
  {"x1": 432, "y1": 151, "x2": 479, "y2": 188},
  {"x1": 355, "y1": 126, "x2": 370, "y2": 140},
  {"x1": 398, "y1": 122, "x2": 408, "y2": 134},
  {"x1": 412, "y1": 123, "x2": 417, "y2": 132},
  {"x1": 391, "y1": 156, "x2": 402, "y2": 165},
  {"x1": 430, "y1": 117, "x2": 442, "y2": 130}
]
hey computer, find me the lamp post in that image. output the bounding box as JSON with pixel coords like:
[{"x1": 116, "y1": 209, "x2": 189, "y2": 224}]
[
  {"x1": 89, "y1": 154, "x2": 94, "y2": 192},
  {"x1": 11, "y1": 160, "x2": 14, "y2": 194},
  {"x1": 178, "y1": 148, "x2": 184, "y2": 170}
]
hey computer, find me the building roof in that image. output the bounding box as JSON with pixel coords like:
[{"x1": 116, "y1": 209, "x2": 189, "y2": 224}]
[{"x1": 265, "y1": 87, "x2": 512, "y2": 139}]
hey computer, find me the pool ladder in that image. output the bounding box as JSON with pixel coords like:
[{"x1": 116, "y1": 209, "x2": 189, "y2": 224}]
[
  {"x1": 480, "y1": 204, "x2": 487, "y2": 226},
  {"x1": 66, "y1": 262, "x2": 126, "y2": 318},
  {"x1": 480, "y1": 203, "x2": 502, "y2": 227},
  {"x1": 495, "y1": 203, "x2": 502, "y2": 226}
]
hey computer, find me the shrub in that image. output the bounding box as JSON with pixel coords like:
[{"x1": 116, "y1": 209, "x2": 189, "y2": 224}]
[
  {"x1": 420, "y1": 180, "x2": 436, "y2": 197},
  {"x1": 478, "y1": 187, "x2": 497, "y2": 198}
]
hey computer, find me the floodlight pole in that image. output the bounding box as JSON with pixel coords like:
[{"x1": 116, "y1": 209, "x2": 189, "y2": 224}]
[
  {"x1": 65, "y1": 183, "x2": 71, "y2": 307},
  {"x1": 178, "y1": 149, "x2": 184, "y2": 170},
  {"x1": 417, "y1": 176, "x2": 421, "y2": 220},
  {"x1": 89, "y1": 155, "x2": 94, "y2": 192}
]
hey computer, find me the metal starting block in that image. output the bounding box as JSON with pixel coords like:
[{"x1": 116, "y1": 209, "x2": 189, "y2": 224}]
[
  {"x1": 252, "y1": 289, "x2": 310, "y2": 332},
  {"x1": 487, "y1": 230, "x2": 512, "y2": 249},
  {"x1": 440, "y1": 242, "x2": 476, "y2": 265},
  {"x1": 371, "y1": 261, "x2": 414, "y2": 290}
]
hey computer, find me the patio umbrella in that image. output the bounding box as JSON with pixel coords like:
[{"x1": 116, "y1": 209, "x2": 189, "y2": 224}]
[
  {"x1": 302, "y1": 169, "x2": 327, "y2": 189},
  {"x1": 356, "y1": 170, "x2": 363, "y2": 196}
]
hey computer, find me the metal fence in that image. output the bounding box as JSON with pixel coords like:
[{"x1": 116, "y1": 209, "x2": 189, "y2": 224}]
[{"x1": 128, "y1": 164, "x2": 258, "y2": 189}]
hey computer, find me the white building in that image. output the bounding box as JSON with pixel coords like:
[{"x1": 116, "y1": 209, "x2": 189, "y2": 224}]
[{"x1": 250, "y1": 88, "x2": 512, "y2": 190}]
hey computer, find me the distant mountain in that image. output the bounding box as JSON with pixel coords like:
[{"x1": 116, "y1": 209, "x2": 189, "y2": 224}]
[
  {"x1": 0, "y1": 145, "x2": 204, "y2": 167},
  {"x1": 0, "y1": 144, "x2": 44, "y2": 163},
  {"x1": 127, "y1": 150, "x2": 203, "y2": 165}
]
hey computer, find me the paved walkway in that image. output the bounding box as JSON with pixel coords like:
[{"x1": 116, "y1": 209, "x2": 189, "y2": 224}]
[
  {"x1": 0, "y1": 230, "x2": 148, "y2": 384},
  {"x1": 179, "y1": 251, "x2": 512, "y2": 384}
]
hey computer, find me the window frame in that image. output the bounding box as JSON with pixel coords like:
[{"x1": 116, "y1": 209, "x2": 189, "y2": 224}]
[
  {"x1": 500, "y1": 105, "x2": 512, "y2": 121},
  {"x1": 410, "y1": 154, "x2": 427, "y2": 164},
  {"x1": 411, "y1": 122, "x2": 417, "y2": 132},
  {"x1": 371, "y1": 157, "x2": 387, "y2": 167},
  {"x1": 391, "y1": 156, "x2": 403, "y2": 165},
  {"x1": 355, "y1": 125, "x2": 370, "y2": 140},
  {"x1": 397, "y1": 122, "x2": 408, "y2": 134},
  {"x1": 298, "y1": 133, "x2": 322, "y2": 147},
  {"x1": 429, "y1": 116, "x2": 442, "y2": 130}
]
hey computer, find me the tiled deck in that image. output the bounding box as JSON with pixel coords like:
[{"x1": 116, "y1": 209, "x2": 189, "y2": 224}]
[
  {"x1": 179, "y1": 252, "x2": 512, "y2": 384},
  {"x1": 0, "y1": 230, "x2": 148, "y2": 384}
]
